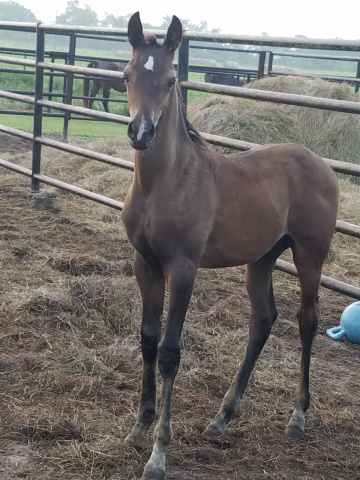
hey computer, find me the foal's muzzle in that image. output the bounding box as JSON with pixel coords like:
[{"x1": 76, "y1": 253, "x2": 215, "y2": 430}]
[{"x1": 128, "y1": 118, "x2": 156, "y2": 151}]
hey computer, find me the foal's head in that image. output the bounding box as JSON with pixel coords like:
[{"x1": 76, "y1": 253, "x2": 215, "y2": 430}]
[{"x1": 125, "y1": 12, "x2": 183, "y2": 150}]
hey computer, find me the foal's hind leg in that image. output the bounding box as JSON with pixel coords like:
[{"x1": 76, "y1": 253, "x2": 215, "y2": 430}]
[
  {"x1": 204, "y1": 237, "x2": 290, "y2": 437},
  {"x1": 124, "y1": 251, "x2": 165, "y2": 450},
  {"x1": 285, "y1": 246, "x2": 323, "y2": 440}
]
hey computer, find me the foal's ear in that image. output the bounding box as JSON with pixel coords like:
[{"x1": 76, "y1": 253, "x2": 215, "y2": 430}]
[
  {"x1": 163, "y1": 16, "x2": 183, "y2": 54},
  {"x1": 128, "y1": 11, "x2": 145, "y2": 48}
]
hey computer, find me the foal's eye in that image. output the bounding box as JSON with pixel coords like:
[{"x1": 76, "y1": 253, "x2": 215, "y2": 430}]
[
  {"x1": 123, "y1": 73, "x2": 129, "y2": 83},
  {"x1": 167, "y1": 77, "x2": 176, "y2": 88}
]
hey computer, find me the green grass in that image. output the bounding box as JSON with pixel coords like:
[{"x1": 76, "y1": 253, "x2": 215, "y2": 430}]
[{"x1": 0, "y1": 114, "x2": 128, "y2": 138}]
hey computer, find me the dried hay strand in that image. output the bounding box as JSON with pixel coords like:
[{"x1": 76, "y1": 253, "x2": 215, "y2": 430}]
[
  {"x1": 35, "y1": 435, "x2": 143, "y2": 478},
  {"x1": 15, "y1": 417, "x2": 84, "y2": 443},
  {"x1": 188, "y1": 76, "x2": 360, "y2": 171}
]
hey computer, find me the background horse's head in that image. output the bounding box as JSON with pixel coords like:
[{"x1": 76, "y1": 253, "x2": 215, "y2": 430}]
[{"x1": 125, "y1": 12, "x2": 182, "y2": 150}]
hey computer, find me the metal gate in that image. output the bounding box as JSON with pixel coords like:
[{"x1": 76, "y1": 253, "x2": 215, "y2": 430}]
[{"x1": 0, "y1": 21, "x2": 359, "y2": 298}]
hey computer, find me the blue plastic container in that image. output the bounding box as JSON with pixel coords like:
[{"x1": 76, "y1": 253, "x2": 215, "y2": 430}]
[{"x1": 326, "y1": 301, "x2": 360, "y2": 344}]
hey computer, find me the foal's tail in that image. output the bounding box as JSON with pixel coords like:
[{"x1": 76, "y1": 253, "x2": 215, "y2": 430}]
[{"x1": 83, "y1": 61, "x2": 96, "y2": 108}]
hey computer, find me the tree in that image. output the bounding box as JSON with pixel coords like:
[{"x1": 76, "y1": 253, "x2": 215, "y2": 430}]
[
  {"x1": 160, "y1": 16, "x2": 220, "y2": 33},
  {"x1": 100, "y1": 13, "x2": 132, "y2": 28},
  {"x1": 0, "y1": 1, "x2": 37, "y2": 21},
  {"x1": 56, "y1": 0, "x2": 98, "y2": 26}
]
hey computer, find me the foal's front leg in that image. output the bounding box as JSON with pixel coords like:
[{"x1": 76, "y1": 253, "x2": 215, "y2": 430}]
[
  {"x1": 141, "y1": 257, "x2": 197, "y2": 480},
  {"x1": 89, "y1": 80, "x2": 101, "y2": 110},
  {"x1": 124, "y1": 252, "x2": 165, "y2": 450},
  {"x1": 102, "y1": 88, "x2": 111, "y2": 113}
]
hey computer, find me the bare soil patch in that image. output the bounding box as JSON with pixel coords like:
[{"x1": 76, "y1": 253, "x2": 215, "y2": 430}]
[{"x1": 0, "y1": 133, "x2": 32, "y2": 154}]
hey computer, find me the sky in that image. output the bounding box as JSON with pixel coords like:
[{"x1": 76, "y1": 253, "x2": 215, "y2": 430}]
[{"x1": 13, "y1": 0, "x2": 360, "y2": 40}]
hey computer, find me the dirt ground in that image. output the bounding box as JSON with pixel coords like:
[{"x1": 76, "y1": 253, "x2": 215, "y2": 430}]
[
  {"x1": 0, "y1": 134, "x2": 32, "y2": 154},
  {"x1": 0, "y1": 133, "x2": 360, "y2": 480}
]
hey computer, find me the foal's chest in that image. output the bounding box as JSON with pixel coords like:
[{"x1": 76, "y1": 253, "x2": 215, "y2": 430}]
[{"x1": 122, "y1": 183, "x2": 212, "y2": 262}]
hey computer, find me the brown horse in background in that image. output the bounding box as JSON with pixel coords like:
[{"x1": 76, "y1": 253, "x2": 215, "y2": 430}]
[
  {"x1": 122, "y1": 12, "x2": 339, "y2": 480},
  {"x1": 83, "y1": 60, "x2": 127, "y2": 112}
]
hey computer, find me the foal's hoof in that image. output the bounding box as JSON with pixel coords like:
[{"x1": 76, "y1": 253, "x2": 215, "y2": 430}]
[
  {"x1": 140, "y1": 472, "x2": 164, "y2": 480},
  {"x1": 140, "y1": 465, "x2": 165, "y2": 480},
  {"x1": 285, "y1": 424, "x2": 304, "y2": 441},
  {"x1": 202, "y1": 423, "x2": 223, "y2": 437},
  {"x1": 124, "y1": 431, "x2": 143, "y2": 451}
]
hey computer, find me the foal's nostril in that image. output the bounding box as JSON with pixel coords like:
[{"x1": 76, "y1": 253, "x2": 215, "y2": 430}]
[
  {"x1": 146, "y1": 124, "x2": 155, "y2": 141},
  {"x1": 127, "y1": 122, "x2": 135, "y2": 140}
]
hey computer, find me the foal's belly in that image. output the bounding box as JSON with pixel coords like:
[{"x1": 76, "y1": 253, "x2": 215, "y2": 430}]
[
  {"x1": 199, "y1": 218, "x2": 287, "y2": 269},
  {"x1": 199, "y1": 242, "x2": 278, "y2": 269}
]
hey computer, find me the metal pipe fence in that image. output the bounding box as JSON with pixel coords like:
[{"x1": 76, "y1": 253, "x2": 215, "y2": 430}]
[
  {"x1": 181, "y1": 79, "x2": 360, "y2": 114},
  {"x1": 0, "y1": 21, "x2": 359, "y2": 299},
  {"x1": 268, "y1": 51, "x2": 360, "y2": 92}
]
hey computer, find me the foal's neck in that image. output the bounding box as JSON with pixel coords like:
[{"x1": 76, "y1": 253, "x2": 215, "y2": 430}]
[{"x1": 134, "y1": 88, "x2": 196, "y2": 193}]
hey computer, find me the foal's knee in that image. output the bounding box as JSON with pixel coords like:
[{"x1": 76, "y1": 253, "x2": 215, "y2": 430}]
[
  {"x1": 158, "y1": 343, "x2": 180, "y2": 379},
  {"x1": 297, "y1": 305, "x2": 318, "y2": 340},
  {"x1": 249, "y1": 308, "x2": 275, "y2": 345},
  {"x1": 141, "y1": 331, "x2": 159, "y2": 363}
]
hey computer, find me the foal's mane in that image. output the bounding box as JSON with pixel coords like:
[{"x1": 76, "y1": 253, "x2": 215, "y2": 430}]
[
  {"x1": 177, "y1": 86, "x2": 204, "y2": 148},
  {"x1": 144, "y1": 34, "x2": 159, "y2": 45}
]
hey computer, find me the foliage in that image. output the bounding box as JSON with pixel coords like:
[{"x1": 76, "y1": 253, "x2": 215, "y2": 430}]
[
  {"x1": 0, "y1": 0, "x2": 221, "y2": 33},
  {"x1": 2, "y1": 1, "x2": 359, "y2": 73},
  {"x1": 159, "y1": 15, "x2": 220, "y2": 33},
  {"x1": 99, "y1": 13, "x2": 132, "y2": 28},
  {"x1": 56, "y1": 0, "x2": 98, "y2": 26},
  {"x1": 0, "y1": 1, "x2": 37, "y2": 21}
]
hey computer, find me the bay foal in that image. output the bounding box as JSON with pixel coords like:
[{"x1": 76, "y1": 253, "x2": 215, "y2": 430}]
[{"x1": 121, "y1": 12, "x2": 339, "y2": 480}]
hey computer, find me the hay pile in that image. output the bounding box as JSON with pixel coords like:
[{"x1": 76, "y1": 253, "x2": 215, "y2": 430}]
[
  {"x1": 0, "y1": 95, "x2": 359, "y2": 480},
  {"x1": 188, "y1": 76, "x2": 360, "y2": 167}
]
